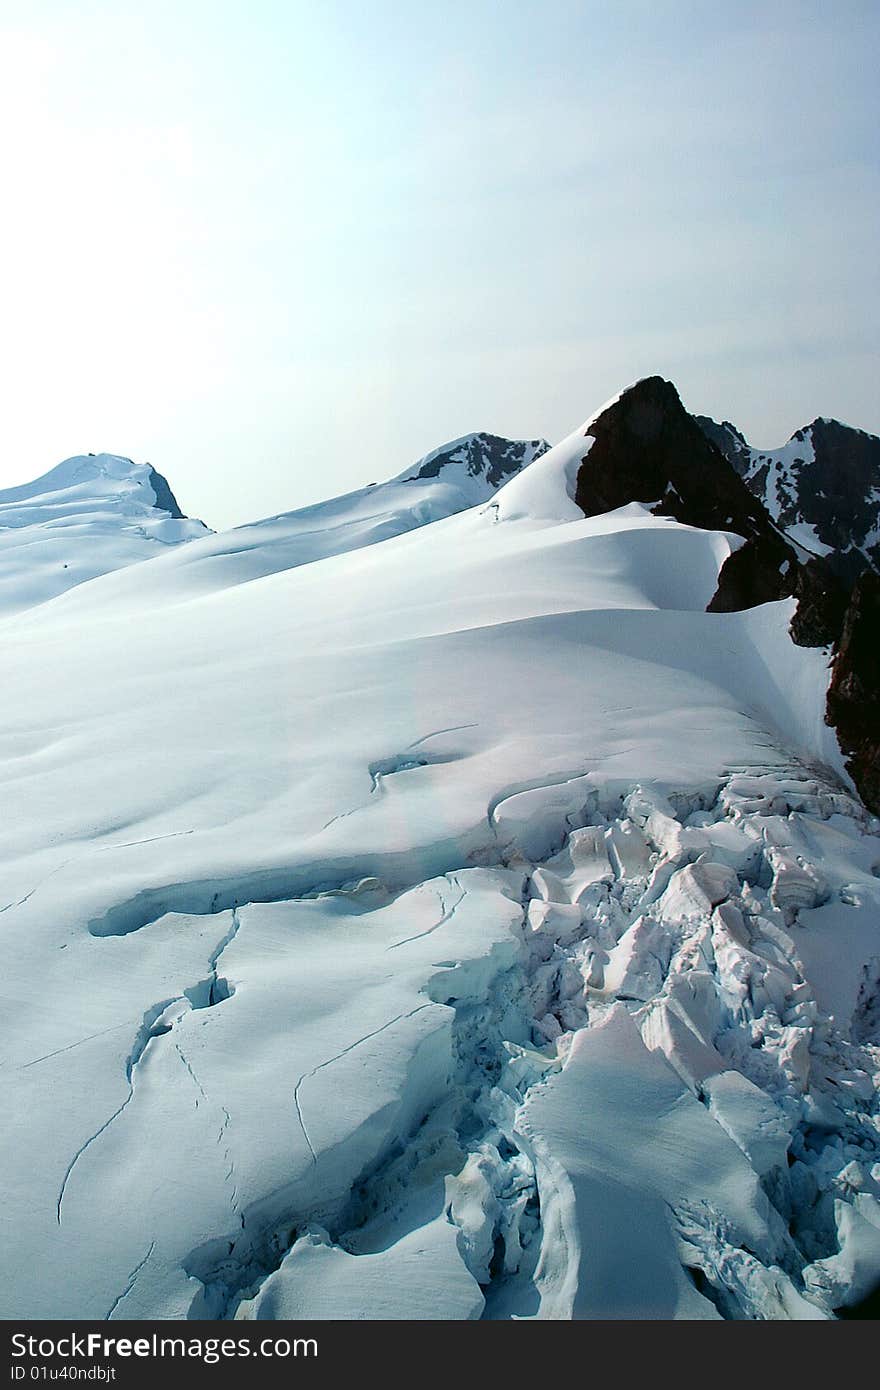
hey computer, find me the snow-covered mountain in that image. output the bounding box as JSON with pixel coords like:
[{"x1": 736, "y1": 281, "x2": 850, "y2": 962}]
[
  {"x1": 12, "y1": 432, "x2": 549, "y2": 615},
  {"x1": 1, "y1": 385, "x2": 878, "y2": 1322},
  {"x1": 401, "y1": 431, "x2": 549, "y2": 488},
  {"x1": 697, "y1": 414, "x2": 880, "y2": 585},
  {"x1": 0, "y1": 453, "x2": 209, "y2": 617}
]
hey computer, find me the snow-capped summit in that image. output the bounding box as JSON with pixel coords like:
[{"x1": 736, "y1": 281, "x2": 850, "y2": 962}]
[
  {"x1": 0, "y1": 452, "x2": 210, "y2": 617},
  {"x1": 397, "y1": 431, "x2": 549, "y2": 495},
  {"x1": 0, "y1": 452, "x2": 188, "y2": 519},
  {"x1": 697, "y1": 413, "x2": 880, "y2": 585}
]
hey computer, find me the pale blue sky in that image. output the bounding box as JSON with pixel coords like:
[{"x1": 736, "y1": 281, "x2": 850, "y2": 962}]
[{"x1": 1, "y1": 1, "x2": 877, "y2": 528}]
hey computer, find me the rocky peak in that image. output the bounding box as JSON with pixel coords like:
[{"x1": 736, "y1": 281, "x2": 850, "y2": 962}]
[
  {"x1": 572, "y1": 376, "x2": 878, "y2": 808},
  {"x1": 696, "y1": 412, "x2": 880, "y2": 586},
  {"x1": 576, "y1": 377, "x2": 770, "y2": 538},
  {"x1": 405, "y1": 432, "x2": 549, "y2": 489},
  {"x1": 573, "y1": 377, "x2": 845, "y2": 637}
]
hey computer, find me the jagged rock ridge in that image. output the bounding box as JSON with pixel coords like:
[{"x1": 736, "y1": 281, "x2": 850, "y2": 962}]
[
  {"x1": 572, "y1": 377, "x2": 845, "y2": 641},
  {"x1": 697, "y1": 414, "x2": 880, "y2": 587},
  {"x1": 405, "y1": 432, "x2": 549, "y2": 488},
  {"x1": 572, "y1": 377, "x2": 875, "y2": 810}
]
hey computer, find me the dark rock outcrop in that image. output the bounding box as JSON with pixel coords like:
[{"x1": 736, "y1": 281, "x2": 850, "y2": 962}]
[
  {"x1": 695, "y1": 416, "x2": 754, "y2": 478},
  {"x1": 407, "y1": 433, "x2": 549, "y2": 489},
  {"x1": 697, "y1": 413, "x2": 880, "y2": 587},
  {"x1": 573, "y1": 377, "x2": 844, "y2": 641},
  {"x1": 575, "y1": 377, "x2": 777, "y2": 543},
  {"x1": 827, "y1": 570, "x2": 880, "y2": 813},
  {"x1": 573, "y1": 377, "x2": 877, "y2": 811},
  {"x1": 146, "y1": 465, "x2": 186, "y2": 519}
]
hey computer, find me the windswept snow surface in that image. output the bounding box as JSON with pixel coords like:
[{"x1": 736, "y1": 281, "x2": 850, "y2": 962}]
[
  {"x1": 34, "y1": 432, "x2": 549, "y2": 615},
  {"x1": 1, "y1": 415, "x2": 878, "y2": 1321},
  {"x1": 0, "y1": 454, "x2": 209, "y2": 617}
]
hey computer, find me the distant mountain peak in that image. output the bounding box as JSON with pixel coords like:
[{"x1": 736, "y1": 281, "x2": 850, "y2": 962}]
[
  {"x1": 0, "y1": 452, "x2": 190, "y2": 519},
  {"x1": 402, "y1": 431, "x2": 550, "y2": 490},
  {"x1": 0, "y1": 451, "x2": 209, "y2": 617}
]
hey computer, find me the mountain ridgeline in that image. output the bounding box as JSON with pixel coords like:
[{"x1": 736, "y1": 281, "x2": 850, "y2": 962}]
[
  {"x1": 696, "y1": 413, "x2": 880, "y2": 586},
  {"x1": 4, "y1": 394, "x2": 877, "y2": 810},
  {"x1": 572, "y1": 378, "x2": 878, "y2": 811},
  {"x1": 403, "y1": 432, "x2": 550, "y2": 487}
]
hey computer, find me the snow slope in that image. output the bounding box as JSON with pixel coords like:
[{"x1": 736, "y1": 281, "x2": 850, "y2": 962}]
[
  {"x1": 31, "y1": 432, "x2": 549, "y2": 614},
  {"x1": 0, "y1": 454, "x2": 209, "y2": 617},
  {"x1": 1, "y1": 401, "x2": 878, "y2": 1321}
]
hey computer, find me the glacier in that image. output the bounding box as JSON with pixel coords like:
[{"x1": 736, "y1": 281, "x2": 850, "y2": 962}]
[{"x1": 0, "y1": 398, "x2": 878, "y2": 1321}]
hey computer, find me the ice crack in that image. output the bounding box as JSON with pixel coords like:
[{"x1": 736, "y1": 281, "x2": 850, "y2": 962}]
[
  {"x1": 386, "y1": 878, "x2": 465, "y2": 951},
  {"x1": 106, "y1": 1241, "x2": 155, "y2": 1320},
  {"x1": 293, "y1": 1004, "x2": 434, "y2": 1164},
  {"x1": 20, "y1": 1022, "x2": 130, "y2": 1071},
  {"x1": 56, "y1": 1091, "x2": 135, "y2": 1225}
]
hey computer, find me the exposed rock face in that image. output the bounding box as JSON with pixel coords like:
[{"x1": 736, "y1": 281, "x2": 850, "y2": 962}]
[
  {"x1": 573, "y1": 377, "x2": 876, "y2": 811},
  {"x1": 787, "y1": 558, "x2": 849, "y2": 650},
  {"x1": 573, "y1": 377, "x2": 842, "y2": 641},
  {"x1": 696, "y1": 416, "x2": 754, "y2": 476},
  {"x1": 697, "y1": 413, "x2": 880, "y2": 587},
  {"x1": 145, "y1": 465, "x2": 187, "y2": 519},
  {"x1": 407, "y1": 432, "x2": 549, "y2": 489},
  {"x1": 827, "y1": 570, "x2": 880, "y2": 813},
  {"x1": 575, "y1": 377, "x2": 777, "y2": 541}
]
